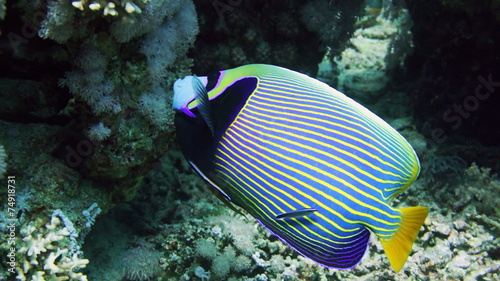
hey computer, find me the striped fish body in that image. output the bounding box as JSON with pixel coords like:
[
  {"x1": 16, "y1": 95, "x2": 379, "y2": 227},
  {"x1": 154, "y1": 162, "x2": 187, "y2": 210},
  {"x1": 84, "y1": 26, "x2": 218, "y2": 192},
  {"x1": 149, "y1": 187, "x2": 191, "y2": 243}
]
[{"x1": 173, "y1": 64, "x2": 428, "y2": 271}]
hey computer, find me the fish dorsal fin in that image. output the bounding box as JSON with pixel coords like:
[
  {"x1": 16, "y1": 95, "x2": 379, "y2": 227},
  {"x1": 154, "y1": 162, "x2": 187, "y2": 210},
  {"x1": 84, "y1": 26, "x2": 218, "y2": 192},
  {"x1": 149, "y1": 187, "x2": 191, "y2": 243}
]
[
  {"x1": 188, "y1": 161, "x2": 247, "y2": 218},
  {"x1": 192, "y1": 75, "x2": 215, "y2": 136},
  {"x1": 275, "y1": 208, "x2": 318, "y2": 220}
]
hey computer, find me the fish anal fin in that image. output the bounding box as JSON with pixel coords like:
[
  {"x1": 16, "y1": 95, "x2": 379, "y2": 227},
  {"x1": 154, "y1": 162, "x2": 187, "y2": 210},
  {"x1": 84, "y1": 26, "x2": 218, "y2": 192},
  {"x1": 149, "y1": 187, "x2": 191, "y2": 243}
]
[{"x1": 380, "y1": 206, "x2": 428, "y2": 272}]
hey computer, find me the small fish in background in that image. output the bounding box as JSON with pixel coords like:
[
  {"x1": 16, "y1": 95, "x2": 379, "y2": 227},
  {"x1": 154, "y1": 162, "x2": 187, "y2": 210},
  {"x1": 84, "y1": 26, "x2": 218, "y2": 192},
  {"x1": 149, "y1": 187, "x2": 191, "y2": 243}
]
[{"x1": 172, "y1": 64, "x2": 428, "y2": 272}]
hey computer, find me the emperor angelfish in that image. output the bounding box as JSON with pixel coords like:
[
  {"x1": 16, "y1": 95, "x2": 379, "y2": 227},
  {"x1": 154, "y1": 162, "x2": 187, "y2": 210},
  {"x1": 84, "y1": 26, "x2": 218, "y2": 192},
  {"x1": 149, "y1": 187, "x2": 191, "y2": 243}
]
[{"x1": 173, "y1": 64, "x2": 428, "y2": 271}]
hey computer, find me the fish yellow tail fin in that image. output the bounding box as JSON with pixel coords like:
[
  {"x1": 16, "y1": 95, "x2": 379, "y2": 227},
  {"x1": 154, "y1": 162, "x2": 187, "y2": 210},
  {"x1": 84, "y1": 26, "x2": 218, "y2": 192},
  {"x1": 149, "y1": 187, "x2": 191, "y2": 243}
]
[{"x1": 380, "y1": 206, "x2": 428, "y2": 272}]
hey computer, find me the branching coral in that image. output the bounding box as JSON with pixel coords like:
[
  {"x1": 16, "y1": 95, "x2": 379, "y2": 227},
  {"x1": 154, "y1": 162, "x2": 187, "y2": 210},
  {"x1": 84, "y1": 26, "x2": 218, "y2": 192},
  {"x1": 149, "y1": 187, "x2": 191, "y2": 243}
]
[
  {"x1": 15, "y1": 214, "x2": 89, "y2": 281},
  {"x1": 71, "y1": 0, "x2": 147, "y2": 16}
]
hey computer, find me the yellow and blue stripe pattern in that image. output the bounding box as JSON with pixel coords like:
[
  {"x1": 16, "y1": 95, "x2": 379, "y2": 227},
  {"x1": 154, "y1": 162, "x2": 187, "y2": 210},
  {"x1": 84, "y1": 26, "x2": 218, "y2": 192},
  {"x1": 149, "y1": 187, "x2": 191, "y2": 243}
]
[{"x1": 174, "y1": 64, "x2": 428, "y2": 271}]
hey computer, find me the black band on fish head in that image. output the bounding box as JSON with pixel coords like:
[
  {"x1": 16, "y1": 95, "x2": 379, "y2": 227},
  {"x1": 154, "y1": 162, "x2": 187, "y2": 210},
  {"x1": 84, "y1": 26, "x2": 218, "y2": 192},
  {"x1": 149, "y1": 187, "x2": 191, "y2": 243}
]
[{"x1": 206, "y1": 71, "x2": 221, "y2": 92}]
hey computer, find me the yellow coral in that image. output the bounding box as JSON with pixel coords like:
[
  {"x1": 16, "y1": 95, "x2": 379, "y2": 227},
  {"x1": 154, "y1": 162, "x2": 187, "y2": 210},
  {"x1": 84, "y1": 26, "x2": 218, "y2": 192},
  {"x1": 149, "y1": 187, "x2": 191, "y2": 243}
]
[
  {"x1": 16, "y1": 214, "x2": 89, "y2": 281},
  {"x1": 70, "y1": 0, "x2": 149, "y2": 16}
]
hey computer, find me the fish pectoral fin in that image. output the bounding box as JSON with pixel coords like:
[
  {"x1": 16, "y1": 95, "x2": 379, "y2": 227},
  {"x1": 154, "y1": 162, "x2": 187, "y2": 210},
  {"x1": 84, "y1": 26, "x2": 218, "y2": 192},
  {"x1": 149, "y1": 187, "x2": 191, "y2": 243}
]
[
  {"x1": 192, "y1": 75, "x2": 215, "y2": 136},
  {"x1": 380, "y1": 206, "x2": 429, "y2": 272},
  {"x1": 275, "y1": 208, "x2": 318, "y2": 220}
]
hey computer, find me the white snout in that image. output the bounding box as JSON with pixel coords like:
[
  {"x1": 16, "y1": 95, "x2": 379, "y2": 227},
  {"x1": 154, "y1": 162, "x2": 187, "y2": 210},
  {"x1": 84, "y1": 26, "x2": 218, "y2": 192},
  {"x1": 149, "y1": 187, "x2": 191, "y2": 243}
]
[{"x1": 172, "y1": 76, "x2": 208, "y2": 111}]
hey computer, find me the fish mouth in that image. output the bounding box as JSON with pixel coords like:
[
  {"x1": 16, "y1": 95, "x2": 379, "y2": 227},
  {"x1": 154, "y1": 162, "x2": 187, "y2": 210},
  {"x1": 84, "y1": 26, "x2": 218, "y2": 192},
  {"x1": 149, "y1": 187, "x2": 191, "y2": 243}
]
[
  {"x1": 173, "y1": 76, "x2": 210, "y2": 118},
  {"x1": 173, "y1": 76, "x2": 197, "y2": 117}
]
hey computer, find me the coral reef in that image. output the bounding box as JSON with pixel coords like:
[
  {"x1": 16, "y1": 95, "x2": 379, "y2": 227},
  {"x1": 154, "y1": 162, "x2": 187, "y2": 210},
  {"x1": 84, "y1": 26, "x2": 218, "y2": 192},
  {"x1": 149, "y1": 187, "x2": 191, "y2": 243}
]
[
  {"x1": 0, "y1": 0, "x2": 197, "y2": 278},
  {"x1": 319, "y1": 3, "x2": 414, "y2": 104},
  {"x1": 1, "y1": 0, "x2": 199, "y2": 202},
  {"x1": 191, "y1": 0, "x2": 365, "y2": 76},
  {"x1": 81, "y1": 151, "x2": 500, "y2": 280},
  {"x1": 42, "y1": 0, "x2": 199, "y2": 192}
]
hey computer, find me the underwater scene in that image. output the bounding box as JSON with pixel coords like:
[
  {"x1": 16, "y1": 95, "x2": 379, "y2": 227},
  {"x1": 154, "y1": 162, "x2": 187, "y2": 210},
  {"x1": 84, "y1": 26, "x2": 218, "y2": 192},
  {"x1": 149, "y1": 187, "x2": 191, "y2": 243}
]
[{"x1": 0, "y1": 0, "x2": 499, "y2": 280}]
